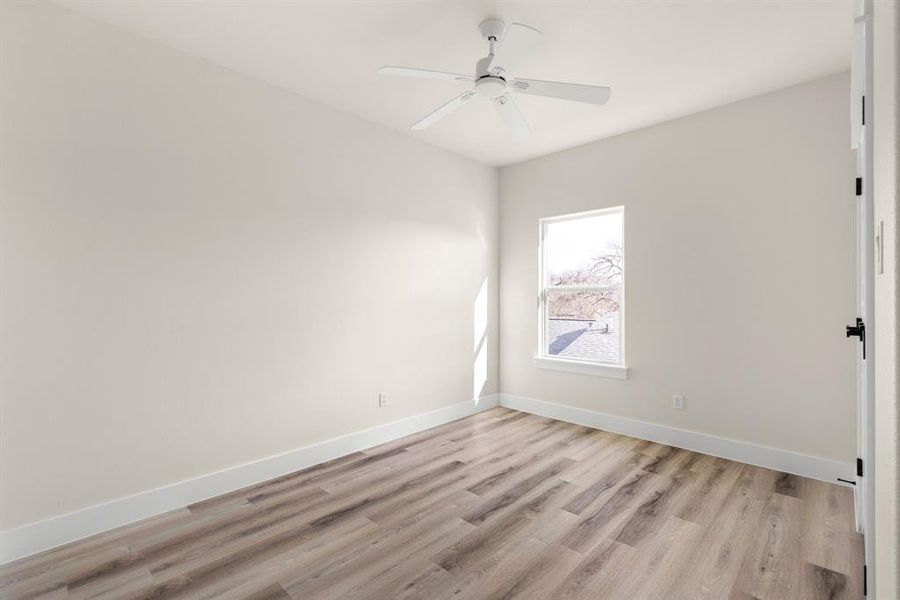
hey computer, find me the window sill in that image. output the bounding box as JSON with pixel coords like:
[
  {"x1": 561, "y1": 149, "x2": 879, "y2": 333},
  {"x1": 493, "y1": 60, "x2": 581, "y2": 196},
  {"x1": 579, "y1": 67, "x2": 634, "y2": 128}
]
[{"x1": 534, "y1": 356, "x2": 629, "y2": 380}]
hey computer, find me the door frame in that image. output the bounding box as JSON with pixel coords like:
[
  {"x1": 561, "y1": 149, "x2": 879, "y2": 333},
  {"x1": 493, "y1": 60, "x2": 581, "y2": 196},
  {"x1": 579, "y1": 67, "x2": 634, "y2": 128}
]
[{"x1": 851, "y1": 0, "x2": 876, "y2": 594}]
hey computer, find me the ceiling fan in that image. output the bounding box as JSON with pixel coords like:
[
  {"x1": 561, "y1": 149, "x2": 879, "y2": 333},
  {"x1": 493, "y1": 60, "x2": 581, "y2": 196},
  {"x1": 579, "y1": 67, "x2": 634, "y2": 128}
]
[{"x1": 378, "y1": 18, "x2": 611, "y2": 141}]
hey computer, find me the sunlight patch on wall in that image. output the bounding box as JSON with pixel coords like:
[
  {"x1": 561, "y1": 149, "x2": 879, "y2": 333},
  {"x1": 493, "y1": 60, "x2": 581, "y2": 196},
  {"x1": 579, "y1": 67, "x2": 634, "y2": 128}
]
[{"x1": 473, "y1": 277, "x2": 488, "y2": 402}]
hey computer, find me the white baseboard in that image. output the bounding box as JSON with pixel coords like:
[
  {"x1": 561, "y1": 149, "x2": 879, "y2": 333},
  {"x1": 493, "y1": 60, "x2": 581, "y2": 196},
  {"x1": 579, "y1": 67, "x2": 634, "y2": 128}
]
[
  {"x1": 499, "y1": 393, "x2": 855, "y2": 486},
  {"x1": 0, "y1": 395, "x2": 500, "y2": 565}
]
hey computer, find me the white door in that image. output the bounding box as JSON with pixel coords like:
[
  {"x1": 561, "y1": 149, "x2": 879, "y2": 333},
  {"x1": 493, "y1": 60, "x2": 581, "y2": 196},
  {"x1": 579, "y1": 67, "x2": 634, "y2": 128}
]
[{"x1": 850, "y1": 0, "x2": 875, "y2": 594}]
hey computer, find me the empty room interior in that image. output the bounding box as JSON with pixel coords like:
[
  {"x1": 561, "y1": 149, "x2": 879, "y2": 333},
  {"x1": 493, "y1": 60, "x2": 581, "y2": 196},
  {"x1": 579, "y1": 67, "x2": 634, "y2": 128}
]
[{"x1": 2, "y1": 1, "x2": 900, "y2": 598}]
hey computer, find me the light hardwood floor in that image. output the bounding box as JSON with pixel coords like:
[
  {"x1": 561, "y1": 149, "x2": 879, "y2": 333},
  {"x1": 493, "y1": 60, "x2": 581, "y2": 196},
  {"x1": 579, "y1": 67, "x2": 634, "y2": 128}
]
[{"x1": 0, "y1": 407, "x2": 864, "y2": 599}]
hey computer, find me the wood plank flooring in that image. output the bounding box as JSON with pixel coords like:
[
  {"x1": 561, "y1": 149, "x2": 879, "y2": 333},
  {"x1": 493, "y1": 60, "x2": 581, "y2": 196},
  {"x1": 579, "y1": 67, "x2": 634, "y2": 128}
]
[{"x1": 0, "y1": 408, "x2": 864, "y2": 599}]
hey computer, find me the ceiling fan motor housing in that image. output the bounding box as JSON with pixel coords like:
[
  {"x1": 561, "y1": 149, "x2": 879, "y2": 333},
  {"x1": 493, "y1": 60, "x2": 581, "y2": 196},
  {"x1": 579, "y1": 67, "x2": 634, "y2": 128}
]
[{"x1": 475, "y1": 76, "x2": 507, "y2": 98}]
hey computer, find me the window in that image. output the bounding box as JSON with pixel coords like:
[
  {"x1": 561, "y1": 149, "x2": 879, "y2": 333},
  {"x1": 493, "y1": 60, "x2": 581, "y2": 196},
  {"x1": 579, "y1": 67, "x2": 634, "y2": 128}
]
[{"x1": 537, "y1": 207, "x2": 627, "y2": 378}]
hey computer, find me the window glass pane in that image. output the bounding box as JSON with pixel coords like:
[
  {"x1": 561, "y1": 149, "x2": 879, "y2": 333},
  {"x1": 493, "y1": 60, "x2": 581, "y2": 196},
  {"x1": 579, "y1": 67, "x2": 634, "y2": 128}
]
[
  {"x1": 546, "y1": 289, "x2": 620, "y2": 364},
  {"x1": 545, "y1": 211, "x2": 623, "y2": 286}
]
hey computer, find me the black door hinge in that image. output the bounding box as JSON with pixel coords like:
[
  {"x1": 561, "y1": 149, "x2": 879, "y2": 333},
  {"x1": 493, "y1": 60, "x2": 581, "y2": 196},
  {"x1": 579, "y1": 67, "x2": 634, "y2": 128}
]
[
  {"x1": 857, "y1": 458, "x2": 863, "y2": 477},
  {"x1": 864, "y1": 564, "x2": 867, "y2": 595},
  {"x1": 856, "y1": 177, "x2": 863, "y2": 196},
  {"x1": 847, "y1": 318, "x2": 866, "y2": 359},
  {"x1": 862, "y1": 96, "x2": 866, "y2": 126}
]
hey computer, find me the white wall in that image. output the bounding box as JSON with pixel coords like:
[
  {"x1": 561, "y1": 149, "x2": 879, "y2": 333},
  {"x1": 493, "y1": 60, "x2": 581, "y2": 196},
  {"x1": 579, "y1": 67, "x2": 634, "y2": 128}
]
[
  {"x1": 0, "y1": 2, "x2": 498, "y2": 531},
  {"x1": 873, "y1": 2, "x2": 900, "y2": 596},
  {"x1": 499, "y1": 73, "x2": 856, "y2": 463}
]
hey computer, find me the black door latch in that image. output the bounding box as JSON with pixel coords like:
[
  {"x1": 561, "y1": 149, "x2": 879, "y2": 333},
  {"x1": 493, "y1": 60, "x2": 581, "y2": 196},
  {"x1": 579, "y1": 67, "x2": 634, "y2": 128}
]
[{"x1": 847, "y1": 318, "x2": 866, "y2": 359}]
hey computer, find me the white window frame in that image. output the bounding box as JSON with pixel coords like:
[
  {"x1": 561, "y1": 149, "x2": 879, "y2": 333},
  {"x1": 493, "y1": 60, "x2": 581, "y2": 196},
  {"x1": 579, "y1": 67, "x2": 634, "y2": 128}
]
[{"x1": 535, "y1": 206, "x2": 628, "y2": 380}]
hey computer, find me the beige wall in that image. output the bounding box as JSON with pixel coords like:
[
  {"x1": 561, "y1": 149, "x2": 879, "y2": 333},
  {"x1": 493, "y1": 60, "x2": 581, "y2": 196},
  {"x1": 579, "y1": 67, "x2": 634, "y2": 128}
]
[
  {"x1": 874, "y1": 2, "x2": 900, "y2": 596},
  {"x1": 499, "y1": 73, "x2": 856, "y2": 463},
  {"x1": 0, "y1": 2, "x2": 498, "y2": 530}
]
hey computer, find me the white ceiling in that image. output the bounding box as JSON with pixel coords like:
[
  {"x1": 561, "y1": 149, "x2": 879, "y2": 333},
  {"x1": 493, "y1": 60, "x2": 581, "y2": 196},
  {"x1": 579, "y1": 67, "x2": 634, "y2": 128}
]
[{"x1": 57, "y1": 0, "x2": 852, "y2": 167}]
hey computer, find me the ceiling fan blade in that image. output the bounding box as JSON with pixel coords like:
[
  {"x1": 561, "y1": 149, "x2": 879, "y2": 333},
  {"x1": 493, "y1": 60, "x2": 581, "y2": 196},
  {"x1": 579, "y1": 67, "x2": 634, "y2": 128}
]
[
  {"x1": 411, "y1": 91, "x2": 476, "y2": 130},
  {"x1": 493, "y1": 94, "x2": 530, "y2": 141},
  {"x1": 512, "y1": 78, "x2": 611, "y2": 105},
  {"x1": 493, "y1": 23, "x2": 543, "y2": 73},
  {"x1": 378, "y1": 66, "x2": 473, "y2": 83}
]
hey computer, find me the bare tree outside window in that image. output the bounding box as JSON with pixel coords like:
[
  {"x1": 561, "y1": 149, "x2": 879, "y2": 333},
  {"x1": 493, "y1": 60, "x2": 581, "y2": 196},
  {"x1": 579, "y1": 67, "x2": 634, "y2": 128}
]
[
  {"x1": 548, "y1": 242, "x2": 622, "y2": 320},
  {"x1": 551, "y1": 242, "x2": 623, "y2": 286}
]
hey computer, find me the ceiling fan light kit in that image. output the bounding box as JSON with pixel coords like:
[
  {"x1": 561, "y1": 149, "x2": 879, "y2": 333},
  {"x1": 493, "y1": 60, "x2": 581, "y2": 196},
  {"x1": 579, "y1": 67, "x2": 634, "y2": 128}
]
[{"x1": 378, "y1": 18, "x2": 611, "y2": 140}]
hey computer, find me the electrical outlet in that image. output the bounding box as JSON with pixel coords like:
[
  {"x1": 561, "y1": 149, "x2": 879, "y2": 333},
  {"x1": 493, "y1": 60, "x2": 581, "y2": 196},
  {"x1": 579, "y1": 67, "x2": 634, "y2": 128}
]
[
  {"x1": 673, "y1": 395, "x2": 685, "y2": 411},
  {"x1": 378, "y1": 393, "x2": 387, "y2": 408}
]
